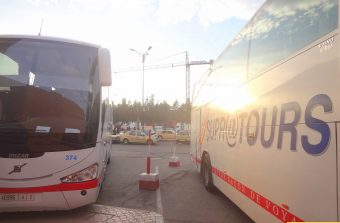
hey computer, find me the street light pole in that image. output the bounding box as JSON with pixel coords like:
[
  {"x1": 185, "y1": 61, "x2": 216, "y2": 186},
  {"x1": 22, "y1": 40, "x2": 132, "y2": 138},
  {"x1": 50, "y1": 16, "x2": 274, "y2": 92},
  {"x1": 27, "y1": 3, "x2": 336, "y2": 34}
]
[
  {"x1": 142, "y1": 54, "x2": 145, "y2": 115},
  {"x1": 130, "y1": 46, "x2": 152, "y2": 130}
]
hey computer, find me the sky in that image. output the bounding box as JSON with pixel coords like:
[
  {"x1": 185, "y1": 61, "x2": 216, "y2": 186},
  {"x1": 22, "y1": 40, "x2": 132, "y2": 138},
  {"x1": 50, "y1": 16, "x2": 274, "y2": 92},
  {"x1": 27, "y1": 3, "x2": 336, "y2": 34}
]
[{"x1": 0, "y1": 0, "x2": 264, "y2": 104}]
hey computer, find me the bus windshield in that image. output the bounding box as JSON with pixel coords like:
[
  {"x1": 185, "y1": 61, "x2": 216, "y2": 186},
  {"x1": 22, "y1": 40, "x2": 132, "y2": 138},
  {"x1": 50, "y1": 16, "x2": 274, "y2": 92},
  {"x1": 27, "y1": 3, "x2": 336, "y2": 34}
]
[{"x1": 0, "y1": 38, "x2": 100, "y2": 154}]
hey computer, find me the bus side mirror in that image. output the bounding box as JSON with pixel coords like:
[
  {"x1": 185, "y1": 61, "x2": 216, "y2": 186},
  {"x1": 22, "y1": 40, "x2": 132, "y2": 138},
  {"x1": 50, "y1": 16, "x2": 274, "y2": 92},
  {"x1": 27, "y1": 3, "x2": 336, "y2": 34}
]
[{"x1": 98, "y1": 48, "x2": 112, "y2": 86}]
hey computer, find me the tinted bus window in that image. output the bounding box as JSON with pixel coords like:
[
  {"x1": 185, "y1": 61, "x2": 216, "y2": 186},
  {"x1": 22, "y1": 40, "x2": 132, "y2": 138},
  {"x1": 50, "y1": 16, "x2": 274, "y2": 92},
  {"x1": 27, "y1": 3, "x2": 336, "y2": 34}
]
[
  {"x1": 0, "y1": 38, "x2": 100, "y2": 152},
  {"x1": 197, "y1": 24, "x2": 252, "y2": 106},
  {"x1": 209, "y1": 24, "x2": 251, "y2": 86},
  {"x1": 248, "y1": 0, "x2": 338, "y2": 77}
]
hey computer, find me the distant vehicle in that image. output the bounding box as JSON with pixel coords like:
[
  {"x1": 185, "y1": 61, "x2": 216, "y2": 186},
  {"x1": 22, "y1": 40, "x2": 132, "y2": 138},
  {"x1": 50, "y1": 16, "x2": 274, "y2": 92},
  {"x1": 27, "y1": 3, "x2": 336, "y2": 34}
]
[
  {"x1": 143, "y1": 129, "x2": 158, "y2": 138},
  {"x1": 157, "y1": 130, "x2": 176, "y2": 141},
  {"x1": 154, "y1": 125, "x2": 163, "y2": 133},
  {"x1": 120, "y1": 130, "x2": 158, "y2": 145},
  {"x1": 175, "y1": 122, "x2": 191, "y2": 132},
  {"x1": 110, "y1": 134, "x2": 121, "y2": 144},
  {"x1": 191, "y1": 0, "x2": 339, "y2": 222},
  {"x1": 143, "y1": 125, "x2": 154, "y2": 132},
  {"x1": 0, "y1": 35, "x2": 112, "y2": 212},
  {"x1": 176, "y1": 130, "x2": 190, "y2": 144}
]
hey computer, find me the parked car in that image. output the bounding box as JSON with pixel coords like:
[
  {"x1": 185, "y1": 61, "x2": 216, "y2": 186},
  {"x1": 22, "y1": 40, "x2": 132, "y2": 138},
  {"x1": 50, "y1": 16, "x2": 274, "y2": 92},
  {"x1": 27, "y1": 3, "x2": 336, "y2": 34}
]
[
  {"x1": 143, "y1": 129, "x2": 159, "y2": 139},
  {"x1": 110, "y1": 134, "x2": 121, "y2": 144},
  {"x1": 120, "y1": 130, "x2": 158, "y2": 145},
  {"x1": 154, "y1": 125, "x2": 163, "y2": 133},
  {"x1": 176, "y1": 130, "x2": 190, "y2": 144},
  {"x1": 157, "y1": 130, "x2": 176, "y2": 141}
]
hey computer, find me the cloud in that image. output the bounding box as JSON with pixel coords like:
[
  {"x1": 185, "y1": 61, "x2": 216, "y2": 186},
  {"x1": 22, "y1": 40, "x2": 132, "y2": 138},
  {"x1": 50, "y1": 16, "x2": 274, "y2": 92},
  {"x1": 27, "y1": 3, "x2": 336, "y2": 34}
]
[
  {"x1": 18, "y1": 0, "x2": 264, "y2": 104},
  {"x1": 155, "y1": 0, "x2": 265, "y2": 26},
  {"x1": 27, "y1": 0, "x2": 58, "y2": 7},
  {"x1": 26, "y1": 0, "x2": 264, "y2": 27},
  {"x1": 199, "y1": 0, "x2": 265, "y2": 26},
  {"x1": 156, "y1": 0, "x2": 200, "y2": 25},
  {"x1": 27, "y1": 0, "x2": 154, "y2": 18}
]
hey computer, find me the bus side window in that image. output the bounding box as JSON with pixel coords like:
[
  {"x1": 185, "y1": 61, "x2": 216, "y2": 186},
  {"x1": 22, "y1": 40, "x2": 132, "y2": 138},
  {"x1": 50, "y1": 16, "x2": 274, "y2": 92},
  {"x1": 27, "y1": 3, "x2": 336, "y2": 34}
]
[
  {"x1": 208, "y1": 23, "x2": 251, "y2": 88},
  {"x1": 248, "y1": 0, "x2": 338, "y2": 77}
]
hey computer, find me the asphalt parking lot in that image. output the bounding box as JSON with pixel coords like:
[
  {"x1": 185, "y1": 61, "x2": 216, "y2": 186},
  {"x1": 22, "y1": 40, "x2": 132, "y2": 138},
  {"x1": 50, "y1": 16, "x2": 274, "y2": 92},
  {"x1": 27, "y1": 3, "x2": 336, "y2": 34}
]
[
  {"x1": 97, "y1": 141, "x2": 253, "y2": 223},
  {"x1": 0, "y1": 141, "x2": 253, "y2": 223}
]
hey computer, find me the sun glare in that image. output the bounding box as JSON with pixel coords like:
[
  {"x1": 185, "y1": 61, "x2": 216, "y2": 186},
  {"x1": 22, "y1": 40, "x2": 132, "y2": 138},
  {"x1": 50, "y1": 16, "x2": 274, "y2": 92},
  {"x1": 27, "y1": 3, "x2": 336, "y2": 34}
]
[{"x1": 210, "y1": 87, "x2": 255, "y2": 113}]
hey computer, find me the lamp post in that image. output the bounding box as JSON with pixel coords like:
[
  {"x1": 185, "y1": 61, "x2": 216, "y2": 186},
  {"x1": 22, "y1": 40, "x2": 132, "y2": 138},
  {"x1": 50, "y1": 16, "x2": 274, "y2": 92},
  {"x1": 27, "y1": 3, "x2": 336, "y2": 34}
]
[{"x1": 130, "y1": 46, "x2": 152, "y2": 130}]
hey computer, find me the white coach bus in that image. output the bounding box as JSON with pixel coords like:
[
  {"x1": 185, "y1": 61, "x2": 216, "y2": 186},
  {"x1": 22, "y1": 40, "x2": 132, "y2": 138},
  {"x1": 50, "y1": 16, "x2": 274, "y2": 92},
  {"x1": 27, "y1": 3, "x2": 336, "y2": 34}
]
[
  {"x1": 191, "y1": 0, "x2": 339, "y2": 222},
  {"x1": 0, "y1": 35, "x2": 113, "y2": 212}
]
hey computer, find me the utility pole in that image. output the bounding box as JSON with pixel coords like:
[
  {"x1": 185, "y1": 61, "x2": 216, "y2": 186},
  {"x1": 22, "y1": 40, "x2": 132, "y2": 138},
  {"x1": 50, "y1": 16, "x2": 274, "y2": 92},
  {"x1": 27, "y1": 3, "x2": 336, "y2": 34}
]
[{"x1": 185, "y1": 51, "x2": 190, "y2": 103}]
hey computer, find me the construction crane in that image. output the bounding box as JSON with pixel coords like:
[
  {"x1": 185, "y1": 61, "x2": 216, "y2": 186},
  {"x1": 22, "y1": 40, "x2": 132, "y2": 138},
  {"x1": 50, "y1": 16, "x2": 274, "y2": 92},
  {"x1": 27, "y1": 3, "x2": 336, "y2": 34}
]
[{"x1": 113, "y1": 51, "x2": 212, "y2": 103}]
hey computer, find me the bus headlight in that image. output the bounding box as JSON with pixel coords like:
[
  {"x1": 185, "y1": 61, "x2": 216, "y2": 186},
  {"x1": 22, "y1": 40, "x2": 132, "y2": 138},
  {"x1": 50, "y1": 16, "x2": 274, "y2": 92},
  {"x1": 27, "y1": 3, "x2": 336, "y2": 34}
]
[{"x1": 60, "y1": 164, "x2": 98, "y2": 183}]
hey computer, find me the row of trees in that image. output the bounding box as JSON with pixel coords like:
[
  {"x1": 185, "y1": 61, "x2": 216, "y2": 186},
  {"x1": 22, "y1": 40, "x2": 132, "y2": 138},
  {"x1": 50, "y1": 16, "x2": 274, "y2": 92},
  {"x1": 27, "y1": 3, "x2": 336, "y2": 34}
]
[{"x1": 111, "y1": 95, "x2": 191, "y2": 125}]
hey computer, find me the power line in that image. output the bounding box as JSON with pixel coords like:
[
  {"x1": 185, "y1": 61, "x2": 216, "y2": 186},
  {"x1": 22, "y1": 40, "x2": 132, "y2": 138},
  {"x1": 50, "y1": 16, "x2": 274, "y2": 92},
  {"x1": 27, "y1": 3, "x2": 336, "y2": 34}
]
[
  {"x1": 113, "y1": 53, "x2": 212, "y2": 103},
  {"x1": 148, "y1": 51, "x2": 187, "y2": 64},
  {"x1": 113, "y1": 61, "x2": 185, "y2": 74}
]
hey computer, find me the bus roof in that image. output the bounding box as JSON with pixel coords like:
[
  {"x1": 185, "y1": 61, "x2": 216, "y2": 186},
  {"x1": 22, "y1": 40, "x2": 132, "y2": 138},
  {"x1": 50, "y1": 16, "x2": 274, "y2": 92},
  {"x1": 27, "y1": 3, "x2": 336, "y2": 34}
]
[{"x1": 0, "y1": 34, "x2": 100, "y2": 48}]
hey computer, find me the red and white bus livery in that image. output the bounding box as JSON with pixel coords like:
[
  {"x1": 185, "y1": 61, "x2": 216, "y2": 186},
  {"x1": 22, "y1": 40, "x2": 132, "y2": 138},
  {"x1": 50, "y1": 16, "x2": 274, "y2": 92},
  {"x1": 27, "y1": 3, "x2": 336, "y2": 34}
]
[
  {"x1": 0, "y1": 35, "x2": 113, "y2": 212},
  {"x1": 191, "y1": 0, "x2": 339, "y2": 222}
]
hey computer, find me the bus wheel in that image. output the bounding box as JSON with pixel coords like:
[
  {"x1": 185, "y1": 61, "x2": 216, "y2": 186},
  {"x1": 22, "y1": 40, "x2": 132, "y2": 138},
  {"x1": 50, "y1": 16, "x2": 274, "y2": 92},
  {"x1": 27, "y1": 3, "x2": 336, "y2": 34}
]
[
  {"x1": 202, "y1": 153, "x2": 215, "y2": 192},
  {"x1": 123, "y1": 139, "x2": 129, "y2": 144}
]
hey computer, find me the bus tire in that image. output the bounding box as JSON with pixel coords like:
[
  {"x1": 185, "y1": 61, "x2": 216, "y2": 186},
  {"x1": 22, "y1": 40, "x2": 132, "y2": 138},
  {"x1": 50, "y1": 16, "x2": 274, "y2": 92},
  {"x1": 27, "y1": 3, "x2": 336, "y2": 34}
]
[
  {"x1": 123, "y1": 139, "x2": 129, "y2": 144},
  {"x1": 202, "y1": 153, "x2": 215, "y2": 192}
]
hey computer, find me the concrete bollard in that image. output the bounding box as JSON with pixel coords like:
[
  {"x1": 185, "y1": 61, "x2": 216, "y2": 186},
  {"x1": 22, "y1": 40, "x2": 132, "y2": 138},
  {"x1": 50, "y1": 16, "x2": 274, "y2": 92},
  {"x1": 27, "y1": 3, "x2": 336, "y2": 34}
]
[
  {"x1": 169, "y1": 144, "x2": 180, "y2": 167},
  {"x1": 139, "y1": 130, "x2": 159, "y2": 190},
  {"x1": 139, "y1": 172, "x2": 159, "y2": 190},
  {"x1": 169, "y1": 155, "x2": 180, "y2": 167}
]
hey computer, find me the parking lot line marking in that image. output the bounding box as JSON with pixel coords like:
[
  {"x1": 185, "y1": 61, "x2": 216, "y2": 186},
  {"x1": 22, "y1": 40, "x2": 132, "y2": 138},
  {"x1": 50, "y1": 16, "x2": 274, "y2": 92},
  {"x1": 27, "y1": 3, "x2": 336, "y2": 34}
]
[
  {"x1": 156, "y1": 187, "x2": 164, "y2": 223},
  {"x1": 155, "y1": 165, "x2": 164, "y2": 223}
]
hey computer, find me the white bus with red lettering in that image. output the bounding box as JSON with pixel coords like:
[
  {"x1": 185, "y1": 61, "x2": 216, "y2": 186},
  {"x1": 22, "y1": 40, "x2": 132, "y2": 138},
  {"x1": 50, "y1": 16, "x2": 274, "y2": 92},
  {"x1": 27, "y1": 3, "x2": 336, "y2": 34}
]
[
  {"x1": 191, "y1": 0, "x2": 339, "y2": 222},
  {"x1": 0, "y1": 35, "x2": 113, "y2": 212}
]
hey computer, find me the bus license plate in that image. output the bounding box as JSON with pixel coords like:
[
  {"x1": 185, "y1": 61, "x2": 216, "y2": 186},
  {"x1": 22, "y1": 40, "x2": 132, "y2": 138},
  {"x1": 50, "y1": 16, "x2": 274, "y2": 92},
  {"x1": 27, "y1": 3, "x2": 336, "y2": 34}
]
[{"x1": 0, "y1": 193, "x2": 35, "y2": 201}]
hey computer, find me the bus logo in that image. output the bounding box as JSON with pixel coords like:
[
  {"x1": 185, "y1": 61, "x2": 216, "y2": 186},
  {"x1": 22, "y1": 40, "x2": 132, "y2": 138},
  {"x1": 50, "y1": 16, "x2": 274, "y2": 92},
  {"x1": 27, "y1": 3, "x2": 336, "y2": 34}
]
[
  {"x1": 8, "y1": 153, "x2": 30, "y2": 159},
  {"x1": 8, "y1": 163, "x2": 27, "y2": 175}
]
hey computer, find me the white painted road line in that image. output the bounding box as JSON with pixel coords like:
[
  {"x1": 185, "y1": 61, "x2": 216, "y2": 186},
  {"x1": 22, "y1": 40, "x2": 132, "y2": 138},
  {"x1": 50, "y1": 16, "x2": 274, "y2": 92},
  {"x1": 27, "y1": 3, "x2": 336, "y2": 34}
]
[{"x1": 155, "y1": 165, "x2": 164, "y2": 223}]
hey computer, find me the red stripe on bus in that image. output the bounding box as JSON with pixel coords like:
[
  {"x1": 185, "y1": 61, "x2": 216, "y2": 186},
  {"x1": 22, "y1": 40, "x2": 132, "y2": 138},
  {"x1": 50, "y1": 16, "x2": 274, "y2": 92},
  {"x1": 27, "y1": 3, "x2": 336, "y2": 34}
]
[
  {"x1": 192, "y1": 155, "x2": 303, "y2": 223},
  {"x1": 0, "y1": 179, "x2": 99, "y2": 193}
]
